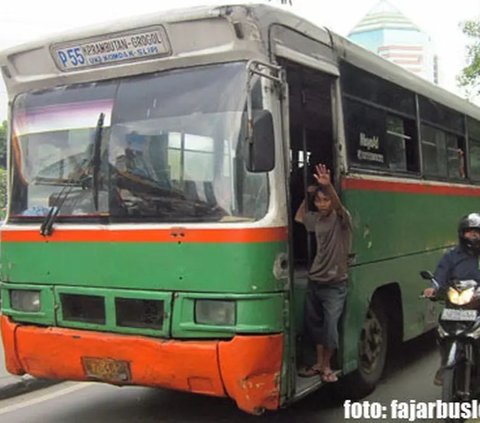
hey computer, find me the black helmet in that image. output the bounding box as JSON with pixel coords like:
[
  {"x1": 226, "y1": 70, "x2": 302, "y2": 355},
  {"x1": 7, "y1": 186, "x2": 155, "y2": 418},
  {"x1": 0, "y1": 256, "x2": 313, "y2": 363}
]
[{"x1": 458, "y1": 213, "x2": 480, "y2": 255}]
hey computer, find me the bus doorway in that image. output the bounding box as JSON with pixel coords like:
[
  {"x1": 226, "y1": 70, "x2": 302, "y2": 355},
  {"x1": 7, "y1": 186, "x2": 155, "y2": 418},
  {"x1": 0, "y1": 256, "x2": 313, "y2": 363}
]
[{"x1": 280, "y1": 59, "x2": 340, "y2": 390}]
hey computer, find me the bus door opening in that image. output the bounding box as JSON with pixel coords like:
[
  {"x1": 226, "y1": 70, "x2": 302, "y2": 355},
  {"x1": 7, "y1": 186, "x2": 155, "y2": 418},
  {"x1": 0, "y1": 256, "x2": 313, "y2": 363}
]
[{"x1": 280, "y1": 60, "x2": 338, "y2": 372}]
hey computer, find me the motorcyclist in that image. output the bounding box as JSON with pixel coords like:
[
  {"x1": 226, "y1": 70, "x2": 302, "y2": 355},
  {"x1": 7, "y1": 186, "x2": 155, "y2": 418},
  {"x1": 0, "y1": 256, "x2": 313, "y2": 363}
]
[{"x1": 423, "y1": 212, "x2": 480, "y2": 385}]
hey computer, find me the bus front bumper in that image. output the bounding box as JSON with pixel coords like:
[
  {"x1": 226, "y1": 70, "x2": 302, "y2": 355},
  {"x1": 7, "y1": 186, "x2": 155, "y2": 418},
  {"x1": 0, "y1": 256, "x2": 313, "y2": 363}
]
[{"x1": 1, "y1": 316, "x2": 283, "y2": 414}]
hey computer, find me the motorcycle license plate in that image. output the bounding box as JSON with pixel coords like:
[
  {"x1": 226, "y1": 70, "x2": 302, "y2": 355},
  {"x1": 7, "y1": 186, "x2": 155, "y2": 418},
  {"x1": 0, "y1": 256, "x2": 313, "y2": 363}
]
[{"x1": 441, "y1": 308, "x2": 477, "y2": 321}]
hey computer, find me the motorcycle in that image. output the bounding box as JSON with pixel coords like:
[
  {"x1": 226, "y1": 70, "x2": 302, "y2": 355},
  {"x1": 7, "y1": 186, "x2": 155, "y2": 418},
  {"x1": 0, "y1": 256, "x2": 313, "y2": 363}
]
[{"x1": 420, "y1": 270, "x2": 480, "y2": 414}]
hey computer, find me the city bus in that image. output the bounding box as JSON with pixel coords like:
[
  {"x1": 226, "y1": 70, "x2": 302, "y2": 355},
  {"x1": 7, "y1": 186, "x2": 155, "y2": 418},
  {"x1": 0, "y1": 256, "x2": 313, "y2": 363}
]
[{"x1": 1, "y1": 3, "x2": 480, "y2": 414}]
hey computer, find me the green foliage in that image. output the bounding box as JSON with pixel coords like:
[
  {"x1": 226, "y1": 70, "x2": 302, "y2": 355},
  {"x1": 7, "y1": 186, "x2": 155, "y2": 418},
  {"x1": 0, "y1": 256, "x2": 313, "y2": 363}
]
[{"x1": 458, "y1": 20, "x2": 480, "y2": 97}]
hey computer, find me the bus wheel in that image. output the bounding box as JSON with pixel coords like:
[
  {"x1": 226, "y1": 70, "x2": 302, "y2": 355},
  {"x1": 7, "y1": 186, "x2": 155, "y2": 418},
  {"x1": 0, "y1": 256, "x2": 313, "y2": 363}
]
[
  {"x1": 341, "y1": 300, "x2": 388, "y2": 399},
  {"x1": 358, "y1": 301, "x2": 388, "y2": 382}
]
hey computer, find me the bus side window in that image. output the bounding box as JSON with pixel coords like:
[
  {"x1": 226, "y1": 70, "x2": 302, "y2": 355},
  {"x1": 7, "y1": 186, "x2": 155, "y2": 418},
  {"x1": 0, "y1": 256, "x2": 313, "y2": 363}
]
[
  {"x1": 421, "y1": 126, "x2": 465, "y2": 180},
  {"x1": 469, "y1": 139, "x2": 480, "y2": 181},
  {"x1": 345, "y1": 99, "x2": 419, "y2": 175},
  {"x1": 446, "y1": 136, "x2": 466, "y2": 180},
  {"x1": 467, "y1": 117, "x2": 480, "y2": 182},
  {"x1": 386, "y1": 115, "x2": 418, "y2": 173}
]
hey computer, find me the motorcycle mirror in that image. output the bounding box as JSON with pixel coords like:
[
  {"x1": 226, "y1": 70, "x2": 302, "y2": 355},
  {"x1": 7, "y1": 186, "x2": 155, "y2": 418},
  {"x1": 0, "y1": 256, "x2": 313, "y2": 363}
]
[{"x1": 420, "y1": 270, "x2": 434, "y2": 280}]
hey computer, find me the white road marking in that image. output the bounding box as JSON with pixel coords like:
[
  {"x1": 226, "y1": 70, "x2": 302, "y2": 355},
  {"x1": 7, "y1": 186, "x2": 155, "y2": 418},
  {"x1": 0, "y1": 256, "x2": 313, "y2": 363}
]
[{"x1": 0, "y1": 382, "x2": 93, "y2": 415}]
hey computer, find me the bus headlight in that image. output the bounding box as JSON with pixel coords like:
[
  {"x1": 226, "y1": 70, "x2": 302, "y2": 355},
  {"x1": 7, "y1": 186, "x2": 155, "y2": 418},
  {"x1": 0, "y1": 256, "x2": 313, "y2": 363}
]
[
  {"x1": 10, "y1": 290, "x2": 41, "y2": 312},
  {"x1": 195, "y1": 300, "x2": 235, "y2": 326}
]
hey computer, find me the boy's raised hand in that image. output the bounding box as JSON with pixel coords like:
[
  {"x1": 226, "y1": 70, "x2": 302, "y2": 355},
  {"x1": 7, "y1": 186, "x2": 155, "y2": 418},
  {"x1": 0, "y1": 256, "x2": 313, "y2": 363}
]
[{"x1": 313, "y1": 164, "x2": 331, "y2": 187}]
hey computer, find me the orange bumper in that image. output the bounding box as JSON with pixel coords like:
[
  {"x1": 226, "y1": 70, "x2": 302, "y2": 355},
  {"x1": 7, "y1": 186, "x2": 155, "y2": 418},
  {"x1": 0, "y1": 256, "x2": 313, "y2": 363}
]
[{"x1": 1, "y1": 316, "x2": 283, "y2": 414}]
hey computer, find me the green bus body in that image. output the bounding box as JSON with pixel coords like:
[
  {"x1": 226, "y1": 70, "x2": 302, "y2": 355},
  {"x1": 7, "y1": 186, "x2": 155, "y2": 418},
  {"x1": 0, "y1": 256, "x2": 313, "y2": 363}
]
[
  {"x1": 1, "y1": 3, "x2": 480, "y2": 413},
  {"x1": 1, "y1": 239, "x2": 286, "y2": 337}
]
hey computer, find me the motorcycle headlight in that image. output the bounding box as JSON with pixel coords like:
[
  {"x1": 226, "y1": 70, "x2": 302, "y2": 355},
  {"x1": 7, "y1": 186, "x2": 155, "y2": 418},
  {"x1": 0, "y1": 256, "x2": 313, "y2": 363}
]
[
  {"x1": 10, "y1": 290, "x2": 41, "y2": 312},
  {"x1": 448, "y1": 287, "x2": 475, "y2": 305}
]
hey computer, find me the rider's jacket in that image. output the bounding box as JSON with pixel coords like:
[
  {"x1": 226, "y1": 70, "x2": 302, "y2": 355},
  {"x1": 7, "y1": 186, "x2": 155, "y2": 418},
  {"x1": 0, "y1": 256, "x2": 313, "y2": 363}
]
[{"x1": 434, "y1": 245, "x2": 480, "y2": 289}]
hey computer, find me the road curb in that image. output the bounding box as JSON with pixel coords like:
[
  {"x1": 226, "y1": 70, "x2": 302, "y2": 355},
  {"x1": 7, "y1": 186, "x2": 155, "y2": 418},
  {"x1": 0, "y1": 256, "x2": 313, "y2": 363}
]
[{"x1": 0, "y1": 375, "x2": 60, "y2": 400}]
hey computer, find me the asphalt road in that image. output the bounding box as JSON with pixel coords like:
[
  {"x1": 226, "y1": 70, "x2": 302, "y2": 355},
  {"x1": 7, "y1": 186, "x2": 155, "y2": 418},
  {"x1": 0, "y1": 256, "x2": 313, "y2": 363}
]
[{"x1": 0, "y1": 331, "x2": 451, "y2": 423}]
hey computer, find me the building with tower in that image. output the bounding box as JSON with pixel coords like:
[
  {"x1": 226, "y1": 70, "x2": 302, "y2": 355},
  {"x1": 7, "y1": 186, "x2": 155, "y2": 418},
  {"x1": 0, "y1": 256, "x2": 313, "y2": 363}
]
[{"x1": 348, "y1": 0, "x2": 438, "y2": 84}]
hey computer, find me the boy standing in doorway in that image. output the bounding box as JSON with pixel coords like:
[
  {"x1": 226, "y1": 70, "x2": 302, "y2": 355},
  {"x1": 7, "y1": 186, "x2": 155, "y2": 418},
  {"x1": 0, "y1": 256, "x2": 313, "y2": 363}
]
[{"x1": 295, "y1": 164, "x2": 352, "y2": 382}]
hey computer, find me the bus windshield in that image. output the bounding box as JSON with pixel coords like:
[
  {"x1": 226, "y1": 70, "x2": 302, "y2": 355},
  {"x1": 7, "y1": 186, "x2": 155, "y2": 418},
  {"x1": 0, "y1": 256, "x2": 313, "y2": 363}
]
[{"x1": 9, "y1": 62, "x2": 269, "y2": 223}]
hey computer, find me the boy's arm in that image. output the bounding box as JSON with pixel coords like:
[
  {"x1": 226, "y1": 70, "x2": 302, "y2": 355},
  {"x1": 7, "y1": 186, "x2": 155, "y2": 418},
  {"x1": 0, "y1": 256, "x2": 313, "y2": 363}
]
[
  {"x1": 294, "y1": 185, "x2": 316, "y2": 224},
  {"x1": 294, "y1": 199, "x2": 306, "y2": 224},
  {"x1": 313, "y1": 164, "x2": 350, "y2": 222},
  {"x1": 323, "y1": 183, "x2": 348, "y2": 219}
]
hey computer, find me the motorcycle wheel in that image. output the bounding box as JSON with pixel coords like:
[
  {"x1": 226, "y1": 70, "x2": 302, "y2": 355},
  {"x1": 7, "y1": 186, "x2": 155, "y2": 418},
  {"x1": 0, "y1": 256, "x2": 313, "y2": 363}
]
[
  {"x1": 442, "y1": 368, "x2": 455, "y2": 403},
  {"x1": 442, "y1": 368, "x2": 466, "y2": 423}
]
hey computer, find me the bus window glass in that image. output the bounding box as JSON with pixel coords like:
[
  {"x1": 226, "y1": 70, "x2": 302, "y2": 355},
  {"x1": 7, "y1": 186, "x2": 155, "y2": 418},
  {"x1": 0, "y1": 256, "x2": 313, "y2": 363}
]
[
  {"x1": 346, "y1": 100, "x2": 387, "y2": 170},
  {"x1": 341, "y1": 63, "x2": 415, "y2": 115},
  {"x1": 109, "y1": 62, "x2": 268, "y2": 222},
  {"x1": 385, "y1": 115, "x2": 409, "y2": 172},
  {"x1": 419, "y1": 96, "x2": 464, "y2": 133},
  {"x1": 10, "y1": 62, "x2": 269, "y2": 223},
  {"x1": 469, "y1": 138, "x2": 480, "y2": 181},
  {"x1": 421, "y1": 125, "x2": 447, "y2": 178},
  {"x1": 446, "y1": 134, "x2": 465, "y2": 179},
  {"x1": 346, "y1": 101, "x2": 418, "y2": 173},
  {"x1": 11, "y1": 83, "x2": 116, "y2": 218},
  {"x1": 468, "y1": 117, "x2": 480, "y2": 140}
]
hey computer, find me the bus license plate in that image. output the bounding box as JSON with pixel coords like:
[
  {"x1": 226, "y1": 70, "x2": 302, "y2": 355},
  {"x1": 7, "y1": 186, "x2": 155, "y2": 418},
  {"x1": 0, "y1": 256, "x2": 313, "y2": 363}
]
[
  {"x1": 82, "y1": 357, "x2": 131, "y2": 383},
  {"x1": 441, "y1": 309, "x2": 477, "y2": 321}
]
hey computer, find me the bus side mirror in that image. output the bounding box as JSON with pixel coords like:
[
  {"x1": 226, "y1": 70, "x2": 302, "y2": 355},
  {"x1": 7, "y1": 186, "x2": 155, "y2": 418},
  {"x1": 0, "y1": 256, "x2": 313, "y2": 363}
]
[{"x1": 246, "y1": 110, "x2": 275, "y2": 172}]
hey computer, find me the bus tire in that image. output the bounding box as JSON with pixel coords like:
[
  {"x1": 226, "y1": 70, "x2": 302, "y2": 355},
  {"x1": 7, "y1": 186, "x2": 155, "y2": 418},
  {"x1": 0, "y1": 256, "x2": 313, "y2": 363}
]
[{"x1": 340, "y1": 299, "x2": 389, "y2": 399}]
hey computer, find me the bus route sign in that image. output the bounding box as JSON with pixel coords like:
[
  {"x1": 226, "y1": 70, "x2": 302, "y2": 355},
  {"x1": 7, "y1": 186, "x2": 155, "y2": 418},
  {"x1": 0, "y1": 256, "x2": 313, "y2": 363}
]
[{"x1": 51, "y1": 26, "x2": 171, "y2": 71}]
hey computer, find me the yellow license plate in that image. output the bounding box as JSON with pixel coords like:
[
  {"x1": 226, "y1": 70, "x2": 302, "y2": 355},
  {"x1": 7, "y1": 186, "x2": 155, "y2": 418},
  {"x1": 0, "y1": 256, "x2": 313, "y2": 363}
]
[{"x1": 82, "y1": 357, "x2": 131, "y2": 383}]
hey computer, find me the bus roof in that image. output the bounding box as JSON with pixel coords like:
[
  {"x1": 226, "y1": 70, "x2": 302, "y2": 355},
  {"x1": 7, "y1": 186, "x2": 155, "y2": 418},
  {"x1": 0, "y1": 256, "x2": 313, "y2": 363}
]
[{"x1": 1, "y1": 3, "x2": 479, "y2": 120}]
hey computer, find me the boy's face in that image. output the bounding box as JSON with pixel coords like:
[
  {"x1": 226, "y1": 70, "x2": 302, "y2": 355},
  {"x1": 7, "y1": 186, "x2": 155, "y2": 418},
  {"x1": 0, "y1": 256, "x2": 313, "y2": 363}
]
[{"x1": 313, "y1": 191, "x2": 332, "y2": 216}]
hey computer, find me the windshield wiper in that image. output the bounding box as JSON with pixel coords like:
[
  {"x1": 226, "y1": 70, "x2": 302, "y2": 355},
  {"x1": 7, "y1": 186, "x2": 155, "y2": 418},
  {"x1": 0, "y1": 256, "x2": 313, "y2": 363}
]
[
  {"x1": 40, "y1": 113, "x2": 105, "y2": 236},
  {"x1": 39, "y1": 177, "x2": 89, "y2": 236}
]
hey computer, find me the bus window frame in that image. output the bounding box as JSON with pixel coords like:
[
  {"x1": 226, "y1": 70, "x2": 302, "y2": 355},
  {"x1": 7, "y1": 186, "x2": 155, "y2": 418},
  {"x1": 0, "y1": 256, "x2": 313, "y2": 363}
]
[
  {"x1": 343, "y1": 94, "x2": 421, "y2": 179},
  {"x1": 340, "y1": 62, "x2": 480, "y2": 185}
]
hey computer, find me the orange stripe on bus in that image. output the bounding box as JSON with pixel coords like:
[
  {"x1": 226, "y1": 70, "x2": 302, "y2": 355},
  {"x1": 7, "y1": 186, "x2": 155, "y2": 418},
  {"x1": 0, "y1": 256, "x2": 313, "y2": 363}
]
[
  {"x1": 342, "y1": 177, "x2": 480, "y2": 196},
  {"x1": 0, "y1": 226, "x2": 288, "y2": 243},
  {"x1": 1, "y1": 316, "x2": 283, "y2": 413},
  {"x1": 218, "y1": 334, "x2": 283, "y2": 413},
  {"x1": 2, "y1": 316, "x2": 225, "y2": 397},
  {"x1": 0, "y1": 316, "x2": 24, "y2": 375}
]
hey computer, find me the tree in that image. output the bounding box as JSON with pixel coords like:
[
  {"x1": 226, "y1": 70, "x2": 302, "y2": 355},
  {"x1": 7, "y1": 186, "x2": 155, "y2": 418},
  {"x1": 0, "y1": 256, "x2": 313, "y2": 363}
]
[{"x1": 458, "y1": 20, "x2": 480, "y2": 98}]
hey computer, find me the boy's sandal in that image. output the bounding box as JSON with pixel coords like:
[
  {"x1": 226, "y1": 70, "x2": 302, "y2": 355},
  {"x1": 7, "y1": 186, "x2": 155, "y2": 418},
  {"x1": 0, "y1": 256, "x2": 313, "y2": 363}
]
[
  {"x1": 321, "y1": 370, "x2": 338, "y2": 383},
  {"x1": 298, "y1": 366, "x2": 322, "y2": 377}
]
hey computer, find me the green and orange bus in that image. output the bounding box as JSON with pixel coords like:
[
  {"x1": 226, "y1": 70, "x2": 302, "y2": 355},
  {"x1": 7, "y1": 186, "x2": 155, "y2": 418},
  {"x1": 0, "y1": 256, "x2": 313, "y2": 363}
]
[{"x1": 1, "y1": 3, "x2": 480, "y2": 414}]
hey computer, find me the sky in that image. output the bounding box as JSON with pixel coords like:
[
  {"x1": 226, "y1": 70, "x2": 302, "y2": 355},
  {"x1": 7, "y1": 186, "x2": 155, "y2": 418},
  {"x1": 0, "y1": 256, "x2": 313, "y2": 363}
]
[{"x1": 0, "y1": 0, "x2": 480, "y2": 122}]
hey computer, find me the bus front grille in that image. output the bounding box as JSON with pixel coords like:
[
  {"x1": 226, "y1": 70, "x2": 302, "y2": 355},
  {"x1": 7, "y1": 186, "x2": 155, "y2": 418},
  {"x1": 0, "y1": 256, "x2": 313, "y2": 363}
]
[
  {"x1": 58, "y1": 291, "x2": 165, "y2": 332},
  {"x1": 115, "y1": 298, "x2": 164, "y2": 330},
  {"x1": 60, "y1": 293, "x2": 106, "y2": 325}
]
